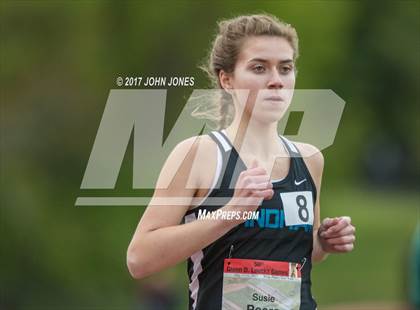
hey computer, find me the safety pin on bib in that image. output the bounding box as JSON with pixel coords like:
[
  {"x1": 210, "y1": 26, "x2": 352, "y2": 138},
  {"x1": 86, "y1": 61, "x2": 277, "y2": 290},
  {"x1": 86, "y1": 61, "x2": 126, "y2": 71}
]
[
  {"x1": 228, "y1": 244, "x2": 234, "y2": 258},
  {"x1": 298, "y1": 257, "x2": 307, "y2": 271}
]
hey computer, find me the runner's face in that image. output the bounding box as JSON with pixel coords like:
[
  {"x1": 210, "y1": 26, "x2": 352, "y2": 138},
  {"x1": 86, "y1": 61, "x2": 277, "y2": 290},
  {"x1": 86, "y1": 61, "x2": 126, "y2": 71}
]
[{"x1": 229, "y1": 36, "x2": 296, "y2": 123}]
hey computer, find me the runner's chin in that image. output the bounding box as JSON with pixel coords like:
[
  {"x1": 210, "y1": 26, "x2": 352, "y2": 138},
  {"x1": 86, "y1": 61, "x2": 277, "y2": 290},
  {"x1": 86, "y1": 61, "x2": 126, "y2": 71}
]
[{"x1": 256, "y1": 100, "x2": 289, "y2": 123}]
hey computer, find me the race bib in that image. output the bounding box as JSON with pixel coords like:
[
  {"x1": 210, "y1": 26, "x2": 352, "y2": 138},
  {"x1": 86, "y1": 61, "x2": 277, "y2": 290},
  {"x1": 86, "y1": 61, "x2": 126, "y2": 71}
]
[
  {"x1": 280, "y1": 191, "x2": 314, "y2": 226},
  {"x1": 222, "y1": 258, "x2": 301, "y2": 310}
]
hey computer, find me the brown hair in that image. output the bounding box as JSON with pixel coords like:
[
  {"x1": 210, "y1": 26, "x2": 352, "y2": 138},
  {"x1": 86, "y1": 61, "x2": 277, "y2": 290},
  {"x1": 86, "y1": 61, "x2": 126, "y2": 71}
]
[{"x1": 192, "y1": 14, "x2": 299, "y2": 130}]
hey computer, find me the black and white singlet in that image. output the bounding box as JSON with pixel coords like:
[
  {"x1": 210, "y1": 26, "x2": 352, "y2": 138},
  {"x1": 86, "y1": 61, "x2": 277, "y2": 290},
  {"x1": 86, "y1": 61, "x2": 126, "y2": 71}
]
[{"x1": 184, "y1": 130, "x2": 318, "y2": 310}]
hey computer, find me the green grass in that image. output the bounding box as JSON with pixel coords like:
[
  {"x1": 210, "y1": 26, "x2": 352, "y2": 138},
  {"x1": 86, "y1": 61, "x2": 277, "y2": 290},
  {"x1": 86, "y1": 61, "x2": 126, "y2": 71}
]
[{"x1": 311, "y1": 186, "x2": 419, "y2": 306}]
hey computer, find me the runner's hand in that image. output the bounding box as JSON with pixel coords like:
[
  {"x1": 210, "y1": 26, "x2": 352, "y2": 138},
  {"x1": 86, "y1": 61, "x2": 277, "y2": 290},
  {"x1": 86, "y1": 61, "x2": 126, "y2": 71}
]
[
  {"x1": 317, "y1": 216, "x2": 356, "y2": 253},
  {"x1": 226, "y1": 159, "x2": 274, "y2": 222}
]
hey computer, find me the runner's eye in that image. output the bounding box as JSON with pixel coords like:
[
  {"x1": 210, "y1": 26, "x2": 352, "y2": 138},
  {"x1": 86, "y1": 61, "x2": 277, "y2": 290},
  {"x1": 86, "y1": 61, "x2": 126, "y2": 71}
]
[
  {"x1": 252, "y1": 65, "x2": 266, "y2": 74},
  {"x1": 280, "y1": 66, "x2": 293, "y2": 74}
]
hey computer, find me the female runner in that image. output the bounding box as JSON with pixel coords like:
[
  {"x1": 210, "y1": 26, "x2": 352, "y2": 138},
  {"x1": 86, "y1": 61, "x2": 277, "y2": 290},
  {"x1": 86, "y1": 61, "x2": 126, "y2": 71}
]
[{"x1": 127, "y1": 14, "x2": 356, "y2": 310}]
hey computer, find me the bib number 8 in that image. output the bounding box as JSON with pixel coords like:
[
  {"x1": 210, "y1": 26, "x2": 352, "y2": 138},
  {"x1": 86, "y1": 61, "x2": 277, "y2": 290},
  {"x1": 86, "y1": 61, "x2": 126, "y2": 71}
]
[
  {"x1": 296, "y1": 195, "x2": 309, "y2": 222},
  {"x1": 280, "y1": 191, "x2": 314, "y2": 226}
]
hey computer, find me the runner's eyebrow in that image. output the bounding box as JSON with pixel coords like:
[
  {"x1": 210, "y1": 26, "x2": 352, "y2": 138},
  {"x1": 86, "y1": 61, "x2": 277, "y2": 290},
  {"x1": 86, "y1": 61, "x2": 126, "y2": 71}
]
[{"x1": 247, "y1": 58, "x2": 294, "y2": 64}]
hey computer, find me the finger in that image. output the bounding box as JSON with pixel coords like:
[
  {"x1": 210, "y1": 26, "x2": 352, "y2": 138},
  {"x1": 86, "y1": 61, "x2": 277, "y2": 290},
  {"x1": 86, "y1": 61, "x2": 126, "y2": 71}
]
[
  {"x1": 339, "y1": 216, "x2": 352, "y2": 224},
  {"x1": 266, "y1": 189, "x2": 274, "y2": 200},
  {"x1": 322, "y1": 217, "x2": 339, "y2": 227},
  {"x1": 236, "y1": 176, "x2": 271, "y2": 190},
  {"x1": 320, "y1": 217, "x2": 339, "y2": 230},
  {"x1": 242, "y1": 175, "x2": 271, "y2": 186},
  {"x1": 247, "y1": 182, "x2": 273, "y2": 190},
  {"x1": 235, "y1": 183, "x2": 270, "y2": 192},
  {"x1": 252, "y1": 189, "x2": 274, "y2": 199},
  {"x1": 324, "y1": 218, "x2": 351, "y2": 235},
  {"x1": 332, "y1": 243, "x2": 354, "y2": 252},
  {"x1": 323, "y1": 225, "x2": 355, "y2": 238},
  {"x1": 324, "y1": 235, "x2": 355, "y2": 245}
]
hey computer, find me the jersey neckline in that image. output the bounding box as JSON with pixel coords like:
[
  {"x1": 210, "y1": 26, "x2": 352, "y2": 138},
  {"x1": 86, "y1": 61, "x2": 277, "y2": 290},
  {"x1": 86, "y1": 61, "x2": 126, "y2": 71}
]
[{"x1": 219, "y1": 129, "x2": 293, "y2": 186}]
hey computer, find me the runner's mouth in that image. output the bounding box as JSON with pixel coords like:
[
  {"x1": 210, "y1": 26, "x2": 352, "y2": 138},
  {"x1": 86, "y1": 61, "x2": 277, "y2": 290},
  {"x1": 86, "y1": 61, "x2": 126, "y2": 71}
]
[{"x1": 264, "y1": 96, "x2": 283, "y2": 101}]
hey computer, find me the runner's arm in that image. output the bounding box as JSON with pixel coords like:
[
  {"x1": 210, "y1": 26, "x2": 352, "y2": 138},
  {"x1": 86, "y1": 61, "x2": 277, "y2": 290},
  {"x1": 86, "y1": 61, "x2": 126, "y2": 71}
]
[{"x1": 126, "y1": 137, "x2": 236, "y2": 279}]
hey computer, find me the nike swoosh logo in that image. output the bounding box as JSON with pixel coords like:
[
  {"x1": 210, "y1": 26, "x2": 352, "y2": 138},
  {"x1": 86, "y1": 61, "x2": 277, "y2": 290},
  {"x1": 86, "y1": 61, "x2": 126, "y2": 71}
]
[{"x1": 294, "y1": 178, "x2": 307, "y2": 185}]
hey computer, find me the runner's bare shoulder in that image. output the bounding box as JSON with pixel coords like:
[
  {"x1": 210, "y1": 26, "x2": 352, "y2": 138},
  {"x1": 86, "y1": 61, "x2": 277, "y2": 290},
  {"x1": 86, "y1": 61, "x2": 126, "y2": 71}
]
[
  {"x1": 292, "y1": 141, "x2": 324, "y2": 181},
  {"x1": 154, "y1": 135, "x2": 218, "y2": 203}
]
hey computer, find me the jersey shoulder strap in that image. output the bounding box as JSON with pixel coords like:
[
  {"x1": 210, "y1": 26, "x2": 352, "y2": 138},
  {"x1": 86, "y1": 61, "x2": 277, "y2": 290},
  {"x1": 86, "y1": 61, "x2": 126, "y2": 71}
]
[
  {"x1": 279, "y1": 135, "x2": 302, "y2": 157},
  {"x1": 208, "y1": 130, "x2": 246, "y2": 190}
]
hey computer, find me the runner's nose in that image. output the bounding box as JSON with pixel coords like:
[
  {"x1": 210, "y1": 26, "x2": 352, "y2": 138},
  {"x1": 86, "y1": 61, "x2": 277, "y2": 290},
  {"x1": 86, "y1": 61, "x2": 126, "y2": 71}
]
[{"x1": 267, "y1": 69, "x2": 284, "y2": 89}]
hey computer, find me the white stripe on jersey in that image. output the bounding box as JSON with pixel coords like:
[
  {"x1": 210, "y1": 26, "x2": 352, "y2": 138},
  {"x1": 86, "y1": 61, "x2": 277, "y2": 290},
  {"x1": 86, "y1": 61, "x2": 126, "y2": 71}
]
[{"x1": 185, "y1": 213, "x2": 204, "y2": 309}]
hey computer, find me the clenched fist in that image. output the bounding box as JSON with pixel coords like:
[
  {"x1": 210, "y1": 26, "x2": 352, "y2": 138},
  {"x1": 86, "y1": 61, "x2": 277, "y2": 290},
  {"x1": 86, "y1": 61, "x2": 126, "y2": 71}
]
[
  {"x1": 317, "y1": 216, "x2": 356, "y2": 253},
  {"x1": 224, "y1": 159, "x2": 274, "y2": 225}
]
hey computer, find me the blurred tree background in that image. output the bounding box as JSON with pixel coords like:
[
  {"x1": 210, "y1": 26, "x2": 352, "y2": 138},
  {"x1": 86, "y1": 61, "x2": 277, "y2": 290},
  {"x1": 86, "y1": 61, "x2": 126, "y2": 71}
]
[{"x1": 1, "y1": 1, "x2": 419, "y2": 309}]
